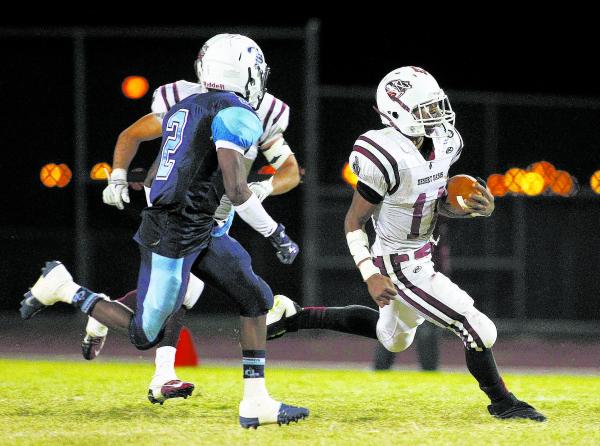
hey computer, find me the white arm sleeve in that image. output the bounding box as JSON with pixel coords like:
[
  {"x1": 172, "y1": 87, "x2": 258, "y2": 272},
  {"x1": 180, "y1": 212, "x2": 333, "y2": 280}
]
[{"x1": 233, "y1": 193, "x2": 278, "y2": 237}]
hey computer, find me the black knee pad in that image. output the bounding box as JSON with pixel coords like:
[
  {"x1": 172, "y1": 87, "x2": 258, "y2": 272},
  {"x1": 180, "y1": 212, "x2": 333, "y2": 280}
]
[{"x1": 128, "y1": 317, "x2": 164, "y2": 350}]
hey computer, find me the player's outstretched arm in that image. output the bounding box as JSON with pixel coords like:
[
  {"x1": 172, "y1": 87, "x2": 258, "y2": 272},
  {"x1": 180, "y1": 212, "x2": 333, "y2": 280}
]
[
  {"x1": 271, "y1": 154, "x2": 300, "y2": 195},
  {"x1": 260, "y1": 135, "x2": 301, "y2": 196},
  {"x1": 112, "y1": 113, "x2": 162, "y2": 170},
  {"x1": 103, "y1": 113, "x2": 162, "y2": 209},
  {"x1": 218, "y1": 148, "x2": 299, "y2": 264},
  {"x1": 345, "y1": 191, "x2": 396, "y2": 308}
]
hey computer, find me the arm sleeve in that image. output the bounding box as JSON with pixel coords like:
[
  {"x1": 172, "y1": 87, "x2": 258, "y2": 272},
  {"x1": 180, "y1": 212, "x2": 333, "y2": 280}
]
[{"x1": 211, "y1": 107, "x2": 263, "y2": 154}]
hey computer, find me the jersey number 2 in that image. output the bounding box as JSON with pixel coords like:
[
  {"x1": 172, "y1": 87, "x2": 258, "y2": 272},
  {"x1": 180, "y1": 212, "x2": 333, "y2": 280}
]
[{"x1": 156, "y1": 109, "x2": 189, "y2": 181}]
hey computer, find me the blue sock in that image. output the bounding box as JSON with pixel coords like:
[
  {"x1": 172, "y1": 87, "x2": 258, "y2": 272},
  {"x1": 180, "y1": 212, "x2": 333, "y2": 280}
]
[
  {"x1": 71, "y1": 287, "x2": 103, "y2": 315},
  {"x1": 242, "y1": 350, "x2": 265, "y2": 379}
]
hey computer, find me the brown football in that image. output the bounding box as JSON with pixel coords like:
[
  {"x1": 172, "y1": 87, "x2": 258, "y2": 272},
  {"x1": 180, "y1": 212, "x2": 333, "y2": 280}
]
[{"x1": 446, "y1": 174, "x2": 481, "y2": 213}]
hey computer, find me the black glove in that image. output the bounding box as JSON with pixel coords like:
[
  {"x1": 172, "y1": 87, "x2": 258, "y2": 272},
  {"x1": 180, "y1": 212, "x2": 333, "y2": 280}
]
[{"x1": 268, "y1": 224, "x2": 299, "y2": 265}]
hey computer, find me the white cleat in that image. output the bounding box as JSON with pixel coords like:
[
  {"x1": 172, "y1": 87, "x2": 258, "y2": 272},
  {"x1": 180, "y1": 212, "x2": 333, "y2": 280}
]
[
  {"x1": 266, "y1": 295, "x2": 302, "y2": 340},
  {"x1": 20, "y1": 261, "x2": 78, "y2": 319},
  {"x1": 239, "y1": 397, "x2": 309, "y2": 429}
]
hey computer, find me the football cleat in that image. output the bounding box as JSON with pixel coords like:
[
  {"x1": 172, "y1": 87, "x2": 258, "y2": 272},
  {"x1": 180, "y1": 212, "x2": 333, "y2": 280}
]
[
  {"x1": 147, "y1": 379, "x2": 195, "y2": 405},
  {"x1": 81, "y1": 334, "x2": 106, "y2": 360},
  {"x1": 266, "y1": 295, "x2": 302, "y2": 340},
  {"x1": 81, "y1": 317, "x2": 108, "y2": 360},
  {"x1": 20, "y1": 261, "x2": 75, "y2": 319},
  {"x1": 239, "y1": 398, "x2": 309, "y2": 429},
  {"x1": 488, "y1": 393, "x2": 547, "y2": 422}
]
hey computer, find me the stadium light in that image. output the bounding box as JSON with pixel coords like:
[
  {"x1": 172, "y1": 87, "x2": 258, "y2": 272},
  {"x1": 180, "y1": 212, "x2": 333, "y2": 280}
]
[
  {"x1": 591, "y1": 171, "x2": 600, "y2": 194},
  {"x1": 122, "y1": 75, "x2": 149, "y2": 99},
  {"x1": 486, "y1": 174, "x2": 508, "y2": 197},
  {"x1": 504, "y1": 168, "x2": 526, "y2": 193},
  {"x1": 341, "y1": 162, "x2": 358, "y2": 188},
  {"x1": 40, "y1": 163, "x2": 72, "y2": 188},
  {"x1": 90, "y1": 162, "x2": 112, "y2": 180},
  {"x1": 527, "y1": 161, "x2": 556, "y2": 189},
  {"x1": 519, "y1": 172, "x2": 545, "y2": 196},
  {"x1": 550, "y1": 170, "x2": 575, "y2": 196}
]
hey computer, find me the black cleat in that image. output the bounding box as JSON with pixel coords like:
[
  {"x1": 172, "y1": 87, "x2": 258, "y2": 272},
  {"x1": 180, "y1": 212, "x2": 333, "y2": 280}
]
[
  {"x1": 19, "y1": 291, "x2": 45, "y2": 320},
  {"x1": 488, "y1": 393, "x2": 547, "y2": 422}
]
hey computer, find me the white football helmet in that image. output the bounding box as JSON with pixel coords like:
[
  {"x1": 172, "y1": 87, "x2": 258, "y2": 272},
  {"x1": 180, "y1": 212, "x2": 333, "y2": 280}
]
[
  {"x1": 375, "y1": 66, "x2": 455, "y2": 138},
  {"x1": 198, "y1": 34, "x2": 269, "y2": 109},
  {"x1": 194, "y1": 33, "x2": 235, "y2": 84}
]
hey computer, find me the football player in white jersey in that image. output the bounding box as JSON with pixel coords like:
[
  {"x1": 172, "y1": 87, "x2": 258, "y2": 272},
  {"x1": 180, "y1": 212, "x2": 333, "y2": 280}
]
[
  {"x1": 340, "y1": 66, "x2": 546, "y2": 421},
  {"x1": 85, "y1": 34, "x2": 301, "y2": 405}
]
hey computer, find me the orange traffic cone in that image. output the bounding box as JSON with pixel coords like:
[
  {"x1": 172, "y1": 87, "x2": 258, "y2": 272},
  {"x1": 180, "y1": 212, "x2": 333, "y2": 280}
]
[{"x1": 174, "y1": 327, "x2": 199, "y2": 367}]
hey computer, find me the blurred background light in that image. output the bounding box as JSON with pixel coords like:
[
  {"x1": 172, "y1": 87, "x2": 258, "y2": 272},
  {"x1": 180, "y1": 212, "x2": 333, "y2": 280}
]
[
  {"x1": 90, "y1": 162, "x2": 112, "y2": 180},
  {"x1": 486, "y1": 174, "x2": 508, "y2": 197},
  {"x1": 341, "y1": 162, "x2": 358, "y2": 188},
  {"x1": 40, "y1": 163, "x2": 71, "y2": 188},
  {"x1": 121, "y1": 75, "x2": 149, "y2": 99}
]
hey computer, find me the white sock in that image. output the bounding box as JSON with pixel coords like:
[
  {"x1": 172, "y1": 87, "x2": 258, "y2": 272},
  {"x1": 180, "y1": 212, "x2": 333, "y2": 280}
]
[
  {"x1": 86, "y1": 317, "x2": 108, "y2": 337},
  {"x1": 154, "y1": 346, "x2": 177, "y2": 380},
  {"x1": 243, "y1": 378, "x2": 270, "y2": 400}
]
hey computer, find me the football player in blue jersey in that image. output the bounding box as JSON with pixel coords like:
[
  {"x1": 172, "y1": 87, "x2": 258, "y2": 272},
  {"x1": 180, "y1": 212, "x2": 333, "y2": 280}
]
[
  {"x1": 82, "y1": 34, "x2": 301, "y2": 405},
  {"x1": 21, "y1": 35, "x2": 308, "y2": 429}
]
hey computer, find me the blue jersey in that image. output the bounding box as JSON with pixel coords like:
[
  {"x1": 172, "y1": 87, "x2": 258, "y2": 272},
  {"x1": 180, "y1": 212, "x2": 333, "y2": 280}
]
[{"x1": 134, "y1": 91, "x2": 262, "y2": 258}]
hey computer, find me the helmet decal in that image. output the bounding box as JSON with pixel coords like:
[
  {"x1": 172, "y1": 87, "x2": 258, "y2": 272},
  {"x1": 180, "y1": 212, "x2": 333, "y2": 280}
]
[{"x1": 385, "y1": 80, "x2": 412, "y2": 99}]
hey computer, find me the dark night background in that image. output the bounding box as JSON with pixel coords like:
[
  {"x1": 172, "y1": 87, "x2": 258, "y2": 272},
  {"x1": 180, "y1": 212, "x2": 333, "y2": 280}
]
[{"x1": 1, "y1": 16, "x2": 599, "y2": 324}]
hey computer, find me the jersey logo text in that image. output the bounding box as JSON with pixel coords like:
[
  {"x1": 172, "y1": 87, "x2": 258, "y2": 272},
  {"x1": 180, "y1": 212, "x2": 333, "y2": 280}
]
[
  {"x1": 204, "y1": 81, "x2": 225, "y2": 90},
  {"x1": 417, "y1": 171, "x2": 444, "y2": 185}
]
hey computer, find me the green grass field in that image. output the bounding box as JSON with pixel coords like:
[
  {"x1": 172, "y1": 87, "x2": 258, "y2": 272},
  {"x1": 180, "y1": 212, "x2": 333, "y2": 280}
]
[{"x1": 0, "y1": 358, "x2": 598, "y2": 445}]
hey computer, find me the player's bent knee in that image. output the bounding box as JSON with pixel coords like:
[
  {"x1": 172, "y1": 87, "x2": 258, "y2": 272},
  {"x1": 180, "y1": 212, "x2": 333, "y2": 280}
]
[
  {"x1": 237, "y1": 276, "x2": 273, "y2": 317},
  {"x1": 128, "y1": 318, "x2": 164, "y2": 351},
  {"x1": 376, "y1": 325, "x2": 416, "y2": 353},
  {"x1": 469, "y1": 310, "x2": 497, "y2": 349}
]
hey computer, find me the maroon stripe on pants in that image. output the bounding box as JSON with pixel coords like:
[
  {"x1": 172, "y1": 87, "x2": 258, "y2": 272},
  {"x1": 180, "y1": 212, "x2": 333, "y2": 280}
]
[
  {"x1": 353, "y1": 145, "x2": 391, "y2": 191},
  {"x1": 392, "y1": 263, "x2": 484, "y2": 349},
  {"x1": 394, "y1": 285, "x2": 449, "y2": 328}
]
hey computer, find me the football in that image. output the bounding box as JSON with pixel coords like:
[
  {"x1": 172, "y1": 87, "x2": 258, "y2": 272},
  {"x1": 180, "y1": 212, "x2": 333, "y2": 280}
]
[{"x1": 446, "y1": 174, "x2": 481, "y2": 214}]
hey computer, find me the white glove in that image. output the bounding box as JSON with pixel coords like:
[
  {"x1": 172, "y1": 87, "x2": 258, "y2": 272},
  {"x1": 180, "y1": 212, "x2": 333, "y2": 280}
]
[
  {"x1": 102, "y1": 168, "x2": 130, "y2": 210},
  {"x1": 248, "y1": 178, "x2": 274, "y2": 202}
]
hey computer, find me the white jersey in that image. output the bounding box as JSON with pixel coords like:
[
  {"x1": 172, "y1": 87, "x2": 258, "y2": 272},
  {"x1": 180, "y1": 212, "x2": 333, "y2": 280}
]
[
  {"x1": 350, "y1": 125, "x2": 463, "y2": 255},
  {"x1": 151, "y1": 81, "x2": 289, "y2": 163}
]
